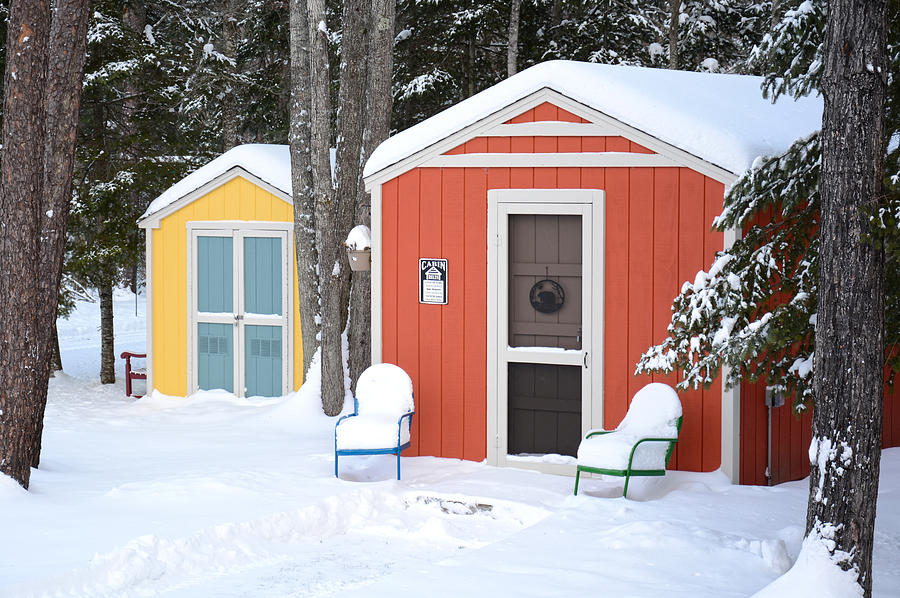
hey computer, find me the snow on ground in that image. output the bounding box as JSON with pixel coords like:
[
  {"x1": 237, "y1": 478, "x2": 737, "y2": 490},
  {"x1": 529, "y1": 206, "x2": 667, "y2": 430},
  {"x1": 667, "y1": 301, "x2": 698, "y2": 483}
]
[{"x1": 1, "y1": 292, "x2": 899, "y2": 597}]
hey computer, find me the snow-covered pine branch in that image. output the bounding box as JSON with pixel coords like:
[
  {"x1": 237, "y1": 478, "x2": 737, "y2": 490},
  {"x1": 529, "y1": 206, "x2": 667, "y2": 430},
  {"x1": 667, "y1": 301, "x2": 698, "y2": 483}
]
[{"x1": 636, "y1": 135, "x2": 821, "y2": 407}]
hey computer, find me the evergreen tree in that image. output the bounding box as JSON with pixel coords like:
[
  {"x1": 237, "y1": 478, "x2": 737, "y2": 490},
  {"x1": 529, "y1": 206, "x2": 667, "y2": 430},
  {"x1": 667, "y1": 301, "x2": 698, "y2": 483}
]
[{"x1": 636, "y1": 0, "x2": 900, "y2": 404}]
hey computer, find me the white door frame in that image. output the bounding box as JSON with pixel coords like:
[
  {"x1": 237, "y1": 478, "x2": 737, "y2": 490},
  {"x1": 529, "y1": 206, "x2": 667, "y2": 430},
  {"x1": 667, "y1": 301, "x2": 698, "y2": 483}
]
[
  {"x1": 487, "y1": 189, "x2": 605, "y2": 475},
  {"x1": 186, "y1": 221, "x2": 293, "y2": 397}
]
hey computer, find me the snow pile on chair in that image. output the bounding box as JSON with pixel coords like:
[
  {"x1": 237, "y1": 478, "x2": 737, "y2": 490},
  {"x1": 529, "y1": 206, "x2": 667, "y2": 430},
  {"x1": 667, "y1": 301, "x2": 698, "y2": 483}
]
[
  {"x1": 577, "y1": 383, "x2": 682, "y2": 471},
  {"x1": 335, "y1": 363, "x2": 414, "y2": 451}
]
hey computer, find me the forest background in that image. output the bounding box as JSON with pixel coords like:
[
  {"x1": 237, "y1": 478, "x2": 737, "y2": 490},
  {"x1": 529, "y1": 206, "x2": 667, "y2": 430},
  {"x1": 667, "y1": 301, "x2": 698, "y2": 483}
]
[{"x1": 0, "y1": 0, "x2": 822, "y2": 381}]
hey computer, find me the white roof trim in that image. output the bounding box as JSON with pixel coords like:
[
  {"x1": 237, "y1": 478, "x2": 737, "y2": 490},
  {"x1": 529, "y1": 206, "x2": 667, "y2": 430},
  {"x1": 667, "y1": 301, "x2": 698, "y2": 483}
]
[
  {"x1": 138, "y1": 167, "x2": 292, "y2": 229},
  {"x1": 364, "y1": 88, "x2": 738, "y2": 190},
  {"x1": 482, "y1": 122, "x2": 622, "y2": 136},
  {"x1": 424, "y1": 152, "x2": 682, "y2": 169}
]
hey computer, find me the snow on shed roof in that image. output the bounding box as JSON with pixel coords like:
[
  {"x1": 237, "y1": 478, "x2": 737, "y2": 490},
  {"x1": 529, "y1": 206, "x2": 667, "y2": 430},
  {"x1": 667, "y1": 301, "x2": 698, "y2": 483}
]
[
  {"x1": 141, "y1": 144, "x2": 292, "y2": 221},
  {"x1": 363, "y1": 60, "x2": 823, "y2": 179}
]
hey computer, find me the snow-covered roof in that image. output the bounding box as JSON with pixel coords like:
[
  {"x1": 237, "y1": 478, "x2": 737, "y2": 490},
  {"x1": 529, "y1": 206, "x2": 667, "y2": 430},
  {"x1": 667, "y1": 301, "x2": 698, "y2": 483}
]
[
  {"x1": 363, "y1": 60, "x2": 823, "y2": 179},
  {"x1": 141, "y1": 144, "x2": 292, "y2": 222}
]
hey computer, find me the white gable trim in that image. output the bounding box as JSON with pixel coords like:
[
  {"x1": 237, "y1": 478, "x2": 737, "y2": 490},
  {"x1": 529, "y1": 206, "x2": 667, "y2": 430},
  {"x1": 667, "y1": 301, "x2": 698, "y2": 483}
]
[
  {"x1": 139, "y1": 167, "x2": 293, "y2": 230},
  {"x1": 483, "y1": 122, "x2": 622, "y2": 136},
  {"x1": 363, "y1": 87, "x2": 739, "y2": 190},
  {"x1": 423, "y1": 152, "x2": 682, "y2": 169}
]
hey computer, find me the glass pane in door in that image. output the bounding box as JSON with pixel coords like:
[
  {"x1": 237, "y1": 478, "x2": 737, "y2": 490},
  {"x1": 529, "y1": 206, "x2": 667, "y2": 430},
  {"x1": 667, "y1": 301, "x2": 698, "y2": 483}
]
[
  {"x1": 198, "y1": 236, "x2": 233, "y2": 313},
  {"x1": 507, "y1": 363, "x2": 581, "y2": 456},
  {"x1": 244, "y1": 237, "x2": 282, "y2": 315},
  {"x1": 245, "y1": 325, "x2": 282, "y2": 397},
  {"x1": 198, "y1": 322, "x2": 234, "y2": 392},
  {"x1": 508, "y1": 214, "x2": 582, "y2": 349}
]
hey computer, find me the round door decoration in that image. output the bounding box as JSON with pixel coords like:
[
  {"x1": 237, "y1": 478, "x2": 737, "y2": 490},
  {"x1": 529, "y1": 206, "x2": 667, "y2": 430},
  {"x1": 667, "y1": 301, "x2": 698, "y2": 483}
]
[{"x1": 529, "y1": 279, "x2": 565, "y2": 314}]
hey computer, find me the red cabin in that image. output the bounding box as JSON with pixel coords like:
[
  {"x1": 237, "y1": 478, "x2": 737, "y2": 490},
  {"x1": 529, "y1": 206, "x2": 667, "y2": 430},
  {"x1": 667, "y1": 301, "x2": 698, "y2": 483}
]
[{"x1": 361, "y1": 60, "x2": 898, "y2": 484}]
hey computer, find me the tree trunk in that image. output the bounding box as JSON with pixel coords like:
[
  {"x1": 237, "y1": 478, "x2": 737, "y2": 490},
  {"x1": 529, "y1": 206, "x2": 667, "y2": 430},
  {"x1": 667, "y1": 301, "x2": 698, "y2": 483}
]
[
  {"x1": 808, "y1": 0, "x2": 886, "y2": 595},
  {"x1": 349, "y1": 0, "x2": 395, "y2": 390},
  {"x1": 550, "y1": 0, "x2": 562, "y2": 27},
  {"x1": 99, "y1": 285, "x2": 116, "y2": 384},
  {"x1": 315, "y1": 0, "x2": 369, "y2": 416},
  {"x1": 669, "y1": 0, "x2": 681, "y2": 70},
  {"x1": 289, "y1": 0, "x2": 320, "y2": 379},
  {"x1": 222, "y1": 0, "x2": 239, "y2": 150},
  {"x1": 29, "y1": 0, "x2": 90, "y2": 469},
  {"x1": 467, "y1": 33, "x2": 476, "y2": 98},
  {"x1": 50, "y1": 321, "x2": 62, "y2": 373},
  {"x1": 507, "y1": 0, "x2": 521, "y2": 77},
  {"x1": 0, "y1": 0, "x2": 52, "y2": 488},
  {"x1": 308, "y1": 0, "x2": 340, "y2": 414}
]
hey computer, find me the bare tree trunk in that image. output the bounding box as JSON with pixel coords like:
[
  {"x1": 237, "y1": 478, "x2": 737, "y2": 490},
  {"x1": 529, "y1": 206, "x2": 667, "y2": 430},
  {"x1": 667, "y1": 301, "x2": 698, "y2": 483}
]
[
  {"x1": 467, "y1": 33, "x2": 476, "y2": 98},
  {"x1": 550, "y1": 0, "x2": 562, "y2": 27},
  {"x1": 313, "y1": 0, "x2": 369, "y2": 416},
  {"x1": 507, "y1": 0, "x2": 521, "y2": 77},
  {"x1": 29, "y1": 0, "x2": 90, "y2": 469},
  {"x1": 808, "y1": 0, "x2": 887, "y2": 594},
  {"x1": 308, "y1": 0, "x2": 340, "y2": 414},
  {"x1": 289, "y1": 0, "x2": 320, "y2": 379},
  {"x1": 50, "y1": 321, "x2": 63, "y2": 373},
  {"x1": 669, "y1": 0, "x2": 681, "y2": 70},
  {"x1": 0, "y1": 0, "x2": 51, "y2": 488},
  {"x1": 222, "y1": 0, "x2": 239, "y2": 150},
  {"x1": 349, "y1": 0, "x2": 395, "y2": 389},
  {"x1": 770, "y1": 0, "x2": 783, "y2": 32},
  {"x1": 99, "y1": 285, "x2": 116, "y2": 384}
]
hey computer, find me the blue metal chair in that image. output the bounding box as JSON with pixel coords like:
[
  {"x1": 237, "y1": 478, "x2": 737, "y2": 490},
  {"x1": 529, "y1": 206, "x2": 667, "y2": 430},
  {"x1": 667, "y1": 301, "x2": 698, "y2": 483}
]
[{"x1": 335, "y1": 363, "x2": 415, "y2": 480}]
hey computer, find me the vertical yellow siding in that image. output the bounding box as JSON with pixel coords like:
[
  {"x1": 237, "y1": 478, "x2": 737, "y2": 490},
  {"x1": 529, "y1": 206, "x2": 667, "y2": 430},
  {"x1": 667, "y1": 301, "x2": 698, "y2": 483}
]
[{"x1": 151, "y1": 176, "x2": 304, "y2": 396}]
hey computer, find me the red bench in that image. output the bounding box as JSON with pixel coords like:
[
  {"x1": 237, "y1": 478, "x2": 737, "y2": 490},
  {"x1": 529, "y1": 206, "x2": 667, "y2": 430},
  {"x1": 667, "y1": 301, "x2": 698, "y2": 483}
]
[{"x1": 121, "y1": 352, "x2": 147, "y2": 398}]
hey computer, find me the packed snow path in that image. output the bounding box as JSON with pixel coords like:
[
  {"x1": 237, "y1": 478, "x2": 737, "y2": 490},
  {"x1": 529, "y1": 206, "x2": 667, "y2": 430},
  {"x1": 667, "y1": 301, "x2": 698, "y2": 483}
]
[{"x1": 0, "y1": 293, "x2": 898, "y2": 597}]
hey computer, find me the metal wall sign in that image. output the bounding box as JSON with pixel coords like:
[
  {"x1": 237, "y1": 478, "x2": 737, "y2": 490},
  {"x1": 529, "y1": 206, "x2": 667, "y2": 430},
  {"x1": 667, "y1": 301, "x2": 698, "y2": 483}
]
[{"x1": 419, "y1": 258, "x2": 448, "y2": 304}]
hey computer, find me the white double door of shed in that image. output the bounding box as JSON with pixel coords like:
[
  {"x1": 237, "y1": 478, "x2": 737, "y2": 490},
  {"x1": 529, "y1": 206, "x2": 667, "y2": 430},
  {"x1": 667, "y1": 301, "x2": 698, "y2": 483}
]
[{"x1": 189, "y1": 224, "x2": 292, "y2": 398}]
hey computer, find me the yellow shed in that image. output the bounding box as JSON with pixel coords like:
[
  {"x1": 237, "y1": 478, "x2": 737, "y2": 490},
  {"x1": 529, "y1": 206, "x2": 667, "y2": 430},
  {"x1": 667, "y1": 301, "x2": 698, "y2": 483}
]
[{"x1": 138, "y1": 144, "x2": 303, "y2": 398}]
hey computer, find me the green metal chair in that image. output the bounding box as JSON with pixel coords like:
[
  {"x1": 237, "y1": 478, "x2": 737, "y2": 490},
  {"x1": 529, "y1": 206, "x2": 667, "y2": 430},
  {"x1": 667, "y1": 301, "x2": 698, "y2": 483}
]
[{"x1": 574, "y1": 383, "x2": 682, "y2": 498}]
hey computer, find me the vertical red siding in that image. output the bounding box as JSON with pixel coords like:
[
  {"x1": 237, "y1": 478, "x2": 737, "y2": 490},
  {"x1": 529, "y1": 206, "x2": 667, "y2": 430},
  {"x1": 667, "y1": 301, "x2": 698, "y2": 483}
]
[
  {"x1": 558, "y1": 136, "x2": 582, "y2": 153},
  {"x1": 583, "y1": 137, "x2": 607, "y2": 152},
  {"x1": 382, "y1": 178, "x2": 399, "y2": 365},
  {"x1": 558, "y1": 167, "x2": 580, "y2": 188},
  {"x1": 627, "y1": 168, "x2": 654, "y2": 405},
  {"x1": 487, "y1": 136, "x2": 511, "y2": 153},
  {"x1": 556, "y1": 106, "x2": 587, "y2": 122},
  {"x1": 604, "y1": 168, "x2": 630, "y2": 428},
  {"x1": 534, "y1": 136, "x2": 558, "y2": 153},
  {"x1": 463, "y1": 168, "x2": 488, "y2": 460},
  {"x1": 510, "y1": 136, "x2": 534, "y2": 153},
  {"x1": 418, "y1": 169, "x2": 443, "y2": 456},
  {"x1": 651, "y1": 168, "x2": 681, "y2": 468},
  {"x1": 676, "y1": 168, "x2": 705, "y2": 472},
  {"x1": 396, "y1": 170, "x2": 421, "y2": 454},
  {"x1": 466, "y1": 137, "x2": 488, "y2": 153},
  {"x1": 533, "y1": 102, "x2": 558, "y2": 121},
  {"x1": 508, "y1": 108, "x2": 535, "y2": 123},
  {"x1": 741, "y1": 373, "x2": 899, "y2": 486},
  {"x1": 534, "y1": 168, "x2": 557, "y2": 188},
  {"x1": 740, "y1": 381, "x2": 766, "y2": 484},
  {"x1": 440, "y1": 168, "x2": 466, "y2": 459},
  {"x1": 606, "y1": 137, "x2": 632, "y2": 152},
  {"x1": 446, "y1": 135, "x2": 653, "y2": 155}
]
